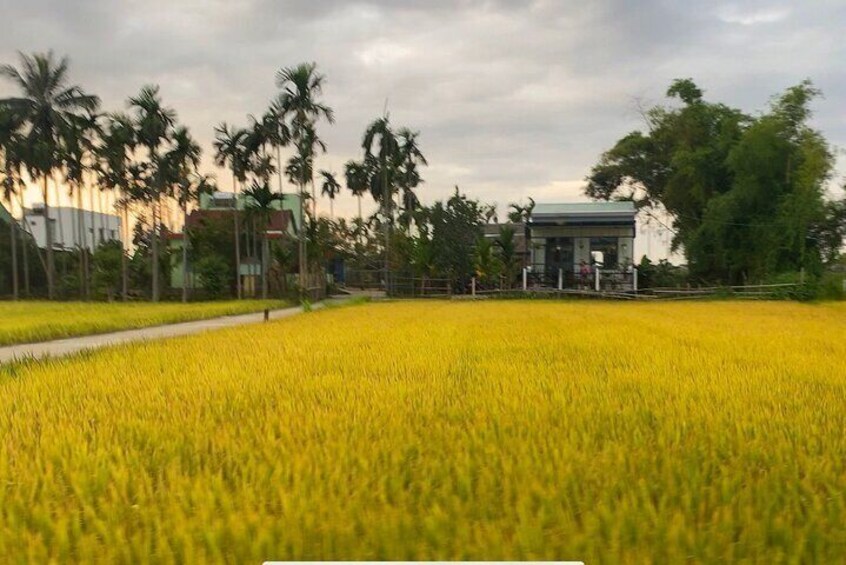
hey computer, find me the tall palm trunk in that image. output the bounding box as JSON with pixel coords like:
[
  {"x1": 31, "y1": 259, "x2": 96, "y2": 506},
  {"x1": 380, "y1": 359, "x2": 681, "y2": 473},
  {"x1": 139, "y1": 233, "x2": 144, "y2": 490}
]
[
  {"x1": 89, "y1": 183, "x2": 96, "y2": 255},
  {"x1": 43, "y1": 176, "x2": 55, "y2": 299},
  {"x1": 276, "y1": 146, "x2": 284, "y2": 197},
  {"x1": 181, "y1": 205, "x2": 189, "y2": 303},
  {"x1": 76, "y1": 187, "x2": 87, "y2": 299},
  {"x1": 52, "y1": 174, "x2": 65, "y2": 250},
  {"x1": 9, "y1": 204, "x2": 18, "y2": 300},
  {"x1": 299, "y1": 179, "x2": 307, "y2": 292},
  {"x1": 18, "y1": 190, "x2": 30, "y2": 296},
  {"x1": 151, "y1": 197, "x2": 160, "y2": 302},
  {"x1": 357, "y1": 194, "x2": 362, "y2": 223},
  {"x1": 233, "y1": 171, "x2": 242, "y2": 299},
  {"x1": 121, "y1": 205, "x2": 128, "y2": 301},
  {"x1": 261, "y1": 231, "x2": 269, "y2": 300}
]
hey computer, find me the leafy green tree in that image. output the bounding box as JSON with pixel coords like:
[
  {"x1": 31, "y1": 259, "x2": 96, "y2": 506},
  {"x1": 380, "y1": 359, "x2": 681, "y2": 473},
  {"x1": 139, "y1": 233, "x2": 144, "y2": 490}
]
[
  {"x1": 425, "y1": 187, "x2": 485, "y2": 291},
  {"x1": 586, "y1": 78, "x2": 838, "y2": 284},
  {"x1": 195, "y1": 254, "x2": 230, "y2": 298}
]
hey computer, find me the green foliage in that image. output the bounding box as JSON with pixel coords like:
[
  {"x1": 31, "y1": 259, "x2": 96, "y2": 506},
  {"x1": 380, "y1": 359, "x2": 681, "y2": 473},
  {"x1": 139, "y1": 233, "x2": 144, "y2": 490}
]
[
  {"x1": 587, "y1": 79, "x2": 842, "y2": 285},
  {"x1": 194, "y1": 254, "x2": 230, "y2": 298},
  {"x1": 427, "y1": 188, "x2": 485, "y2": 290},
  {"x1": 91, "y1": 240, "x2": 123, "y2": 300},
  {"x1": 637, "y1": 256, "x2": 688, "y2": 288}
]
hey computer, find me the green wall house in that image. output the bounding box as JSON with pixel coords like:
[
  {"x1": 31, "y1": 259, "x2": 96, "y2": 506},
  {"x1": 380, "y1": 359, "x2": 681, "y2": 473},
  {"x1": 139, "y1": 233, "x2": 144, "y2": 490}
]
[{"x1": 169, "y1": 191, "x2": 299, "y2": 292}]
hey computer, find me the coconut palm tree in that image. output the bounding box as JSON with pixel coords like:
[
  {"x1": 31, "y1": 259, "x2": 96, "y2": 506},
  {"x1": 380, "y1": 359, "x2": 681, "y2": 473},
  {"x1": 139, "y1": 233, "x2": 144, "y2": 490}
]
[
  {"x1": 243, "y1": 180, "x2": 283, "y2": 299},
  {"x1": 213, "y1": 122, "x2": 248, "y2": 299},
  {"x1": 128, "y1": 85, "x2": 178, "y2": 302},
  {"x1": 363, "y1": 116, "x2": 400, "y2": 287},
  {"x1": 0, "y1": 51, "x2": 100, "y2": 299},
  {"x1": 319, "y1": 170, "x2": 341, "y2": 219},
  {"x1": 98, "y1": 113, "x2": 136, "y2": 300},
  {"x1": 344, "y1": 159, "x2": 370, "y2": 224},
  {"x1": 165, "y1": 126, "x2": 204, "y2": 302},
  {"x1": 275, "y1": 62, "x2": 334, "y2": 291}
]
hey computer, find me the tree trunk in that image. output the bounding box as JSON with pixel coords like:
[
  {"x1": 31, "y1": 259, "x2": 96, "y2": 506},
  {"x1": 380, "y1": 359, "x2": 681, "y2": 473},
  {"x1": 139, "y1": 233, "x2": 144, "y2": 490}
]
[
  {"x1": 182, "y1": 206, "x2": 189, "y2": 303},
  {"x1": 43, "y1": 176, "x2": 55, "y2": 300},
  {"x1": 299, "y1": 179, "x2": 307, "y2": 293},
  {"x1": 121, "y1": 205, "x2": 129, "y2": 301},
  {"x1": 276, "y1": 146, "x2": 284, "y2": 198},
  {"x1": 233, "y1": 171, "x2": 242, "y2": 300},
  {"x1": 76, "y1": 188, "x2": 87, "y2": 299},
  {"x1": 330, "y1": 198, "x2": 334, "y2": 220},
  {"x1": 262, "y1": 233, "x2": 269, "y2": 300},
  {"x1": 151, "y1": 197, "x2": 160, "y2": 302},
  {"x1": 9, "y1": 205, "x2": 18, "y2": 300},
  {"x1": 18, "y1": 190, "x2": 30, "y2": 296}
]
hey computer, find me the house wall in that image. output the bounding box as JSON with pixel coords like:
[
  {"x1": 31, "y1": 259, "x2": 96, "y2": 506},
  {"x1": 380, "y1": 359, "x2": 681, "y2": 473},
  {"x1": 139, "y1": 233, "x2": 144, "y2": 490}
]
[
  {"x1": 24, "y1": 207, "x2": 121, "y2": 251},
  {"x1": 529, "y1": 227, "x2": 635, "y2": 272}
]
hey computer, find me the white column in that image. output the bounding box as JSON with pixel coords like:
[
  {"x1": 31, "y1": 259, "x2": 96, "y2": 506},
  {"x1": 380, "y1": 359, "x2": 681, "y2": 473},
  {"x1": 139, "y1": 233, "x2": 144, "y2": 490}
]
[
  {"x1": 558, "y1": 268, "x2": 563, "y2": 291},
  {"x1": 522, "y1": 268, "x2": 527, "y2": 291},
  {"x1": 633, "y1": 266, "x2": 638, "y2": 292},
  {"x1": 471, "y1": 276, "x2": 476, "y2": 297},
  {"x1": 595, "y1": 268, "x2": 600, "y2": 292}
]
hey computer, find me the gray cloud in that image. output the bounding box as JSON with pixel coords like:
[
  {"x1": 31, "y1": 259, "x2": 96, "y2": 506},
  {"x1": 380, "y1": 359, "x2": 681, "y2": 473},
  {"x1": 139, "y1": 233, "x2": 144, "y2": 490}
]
[{"x1": 1, "y1": 0, "x2": 844, "y2": 260}]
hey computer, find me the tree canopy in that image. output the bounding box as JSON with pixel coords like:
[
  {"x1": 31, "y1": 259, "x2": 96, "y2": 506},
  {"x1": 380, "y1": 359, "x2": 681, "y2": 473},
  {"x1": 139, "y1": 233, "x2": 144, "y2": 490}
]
[{"x1": 586, "y1": 78, "x2": 843, "y2": 284}]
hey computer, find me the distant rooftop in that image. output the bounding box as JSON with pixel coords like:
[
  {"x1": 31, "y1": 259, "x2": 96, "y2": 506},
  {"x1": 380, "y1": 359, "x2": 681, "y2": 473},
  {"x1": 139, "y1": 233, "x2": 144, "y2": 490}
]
[
  {"x1": 531, "y1": 201, "x2": 635, "y2": 216},
  {"x1": 529, "y1": 201, "x2": 636, "y2": 227}
]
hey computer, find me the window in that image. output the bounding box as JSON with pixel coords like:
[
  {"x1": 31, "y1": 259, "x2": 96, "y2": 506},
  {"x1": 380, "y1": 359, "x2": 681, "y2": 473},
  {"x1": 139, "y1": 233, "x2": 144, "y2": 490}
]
[{"x1": 589, "y1": 237, "x2": 618, "y2": 269}]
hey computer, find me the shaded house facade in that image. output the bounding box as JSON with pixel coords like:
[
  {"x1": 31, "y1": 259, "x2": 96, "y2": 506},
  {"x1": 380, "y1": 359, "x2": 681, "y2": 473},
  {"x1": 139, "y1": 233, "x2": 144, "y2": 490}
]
[
  {"x1": 169, "y1": 191, "x2": 299, "y2": 293},
  {"x1": 23, "y1": 204, "x2": 121, "y2": 251},
  {"x1": 526, "y1": 202, "x2": 636, "y2": 283}
]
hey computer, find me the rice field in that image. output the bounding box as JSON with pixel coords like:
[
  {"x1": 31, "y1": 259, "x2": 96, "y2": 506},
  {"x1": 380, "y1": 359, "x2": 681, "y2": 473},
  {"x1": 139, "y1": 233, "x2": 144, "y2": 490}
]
[
  {"x1": 0, "y1": 299, "x2": 288, "y2": 346},
  {"x1": 1, "y1": 300, "x2": 845, "y2": 562}
]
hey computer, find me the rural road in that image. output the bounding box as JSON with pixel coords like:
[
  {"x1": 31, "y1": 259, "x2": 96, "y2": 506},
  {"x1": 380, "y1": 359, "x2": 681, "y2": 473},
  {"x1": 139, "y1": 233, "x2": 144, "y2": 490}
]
[{"x1": 0, "y1": 302, "x2": 330, "y2": 365}]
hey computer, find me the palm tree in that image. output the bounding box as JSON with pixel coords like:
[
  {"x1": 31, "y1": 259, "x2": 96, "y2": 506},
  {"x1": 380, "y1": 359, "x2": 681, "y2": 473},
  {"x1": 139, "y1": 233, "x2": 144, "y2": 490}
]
[
  {"x1": 98, "y1": 113, "x2": 136, "y2": 300},
  {"x1": 363, "y1": 116, "x2": 399, "y2": 288},
  {"x1": 0, "y1": 107, "x2": 23, "y2": 299},
  {"x1": 275, "y1": 62, "x2": 334, "y2": 292},
  {"x1": 165, "y1": 126, "x2": 203, "y2": 302},
  {"x1": 344, "y1": 159, "x2": 370, "y2": 224},
  {"x1": 319, "y1": 170, "x2": 341, "y2": 219},
  {"x1": 213, "y1": 122, "x2": 248, "y2": 299},
  {"x1": 59, "y1": 114, "x2": 90, "y2": 297},
  {"x1": 128, "y1": 85, "x2": 175, "y2": 302},
  {"x1": 0, "y1": 51, "x2": 100, "y2": 299},
  {"x1": 243, "y1": 180, "x2": 283, "y2": 299}
]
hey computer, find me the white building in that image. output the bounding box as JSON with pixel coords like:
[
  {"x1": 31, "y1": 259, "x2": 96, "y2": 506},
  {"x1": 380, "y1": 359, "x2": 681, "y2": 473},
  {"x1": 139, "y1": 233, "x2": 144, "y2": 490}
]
[{"x1": 23, "y1": 204, "x2": 122, "y2": 251}]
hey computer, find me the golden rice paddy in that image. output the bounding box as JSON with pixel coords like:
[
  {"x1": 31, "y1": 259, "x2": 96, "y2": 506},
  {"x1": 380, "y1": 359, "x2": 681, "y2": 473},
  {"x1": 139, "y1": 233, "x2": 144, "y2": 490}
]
[
  {"x1": 0, "y1": 299, "x2": 287, "y2": 345},
  {"x1": 1, "y1": 300, "x2": 845, "y2": 562}
]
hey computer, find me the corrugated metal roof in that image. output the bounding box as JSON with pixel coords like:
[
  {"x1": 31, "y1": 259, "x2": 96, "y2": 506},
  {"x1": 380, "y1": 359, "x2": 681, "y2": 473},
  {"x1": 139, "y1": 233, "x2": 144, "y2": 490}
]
[{"x1": 532, "y1": 201, "x2": 635, "y2": 215}]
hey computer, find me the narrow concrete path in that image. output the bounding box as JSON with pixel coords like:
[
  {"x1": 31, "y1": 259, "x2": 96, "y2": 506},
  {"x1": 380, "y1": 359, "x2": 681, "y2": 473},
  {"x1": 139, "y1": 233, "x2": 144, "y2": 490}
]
[{"x1": 0, "y1": 303, "x2": 323, "y2": 365}]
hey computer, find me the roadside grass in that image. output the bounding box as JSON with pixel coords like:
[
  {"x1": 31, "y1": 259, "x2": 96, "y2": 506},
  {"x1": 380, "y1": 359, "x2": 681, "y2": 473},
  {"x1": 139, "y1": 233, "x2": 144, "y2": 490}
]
[{"x1": 0, "y1": 299, "x2": 289, "y2": 346}]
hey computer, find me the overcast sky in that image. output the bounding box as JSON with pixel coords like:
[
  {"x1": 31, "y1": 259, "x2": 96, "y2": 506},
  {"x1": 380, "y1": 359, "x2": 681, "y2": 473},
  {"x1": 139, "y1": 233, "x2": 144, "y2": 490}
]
[{"x1": 1, "y1": 0, "x2": 844, "y2": 260}]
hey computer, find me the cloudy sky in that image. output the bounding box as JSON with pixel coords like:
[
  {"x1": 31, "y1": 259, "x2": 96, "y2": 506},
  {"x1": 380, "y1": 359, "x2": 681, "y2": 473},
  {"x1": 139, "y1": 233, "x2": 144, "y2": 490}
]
[{"x1": 1, "y1": 0, "x2": 844, "y2": 259}]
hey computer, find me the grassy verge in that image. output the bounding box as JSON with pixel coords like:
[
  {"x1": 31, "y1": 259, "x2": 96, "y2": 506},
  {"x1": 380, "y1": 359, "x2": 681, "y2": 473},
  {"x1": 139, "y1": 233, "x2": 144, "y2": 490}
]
[{"x1": 0, "y1": 299, "x2": 289, "y2": 346}]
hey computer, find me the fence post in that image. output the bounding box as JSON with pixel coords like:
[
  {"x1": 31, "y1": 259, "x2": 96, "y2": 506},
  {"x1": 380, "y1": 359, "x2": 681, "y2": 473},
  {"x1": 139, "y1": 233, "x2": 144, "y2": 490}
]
[
  {"x1": 522, "y1": 268, "x2": 527, "y2": 291},
  {"x1": 471, "y1": 276, "x2": 476, "y2": 297},
  {"x1": 633, "y1": 266, "x2": 638, "y2": 293},
  {"x1": 558, "y1": 268, "x2": 563, "y2": 291},
  {"x1": 595, "y1": 268, "x2": 600, "y2": 292}
]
